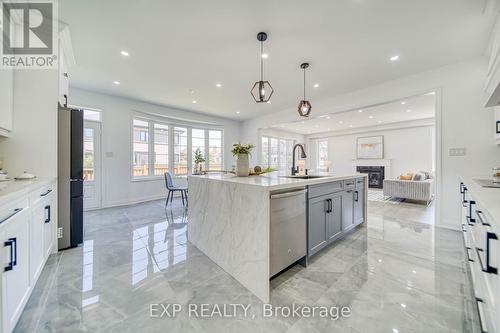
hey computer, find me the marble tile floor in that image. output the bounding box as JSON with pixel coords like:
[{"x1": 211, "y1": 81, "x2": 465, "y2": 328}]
[{"x1": 14, "y1": 197, "x2": 478, "y2": 333}]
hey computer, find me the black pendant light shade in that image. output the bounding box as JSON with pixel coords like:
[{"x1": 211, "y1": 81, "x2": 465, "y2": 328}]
[
  {"x1": 298, "y1": 63, "x2": 312, "y2": 117},
  {"x1": 251, "y1": 32, "x2": 274, "y2": 103}
]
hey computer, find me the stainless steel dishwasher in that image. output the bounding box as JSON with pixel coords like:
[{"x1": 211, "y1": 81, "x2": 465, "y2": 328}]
[{"x1": 270, "y1": 188, "x2": 307, "y2": 277}]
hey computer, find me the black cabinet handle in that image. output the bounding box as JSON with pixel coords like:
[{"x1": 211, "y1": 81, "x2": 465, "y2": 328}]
[
  {"x1": 329, "y1": 199, "x2": 332, "y2": 213},
  {"x1": 486, "y1": 232, "x2": 498, "y2": 274},
  {"x1": 63, "y1": 94, "x2": 68, "y2": 107},
  {"x1": 476, "y1": 298, "x2": 488, "y2": 333},
  {"x1": 0, "y1": 208, "x2": 23, "y2": 225},
  {"x1": 324, "y1": 199, "x2": 329, "y2": 213},
  {"x1": 467, "y1": 201, "x2": 476, "y2": 223},
  {"x1": 4, "y1": 238, "x2": 15, "y2": 272},
  {"x1": 40, "y1": 189, "x2": 52, "y2": 197},
  {"x1": 45, "y1": 205, "x2": 51, "y2": 223},
  {"x1": 466, "y1": 247, "x2": 474, "y2": 262},
  {"x1": 476, "y1": 210, "x2": 490, "y2": 226},
  {"x1": 462, "y1": 187, "x2": 468, "y2": 207},
  {"x1": 354, "y1": 191, "x2": 359, "y2": 202}
]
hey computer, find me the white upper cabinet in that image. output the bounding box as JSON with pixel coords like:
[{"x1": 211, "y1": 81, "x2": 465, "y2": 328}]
[
  {"x1": 0, "y1": 69, "x2": 14, "y2": 135},
  {"x1": 485, "y1": 13, "x2": 500, "y2": 107}
]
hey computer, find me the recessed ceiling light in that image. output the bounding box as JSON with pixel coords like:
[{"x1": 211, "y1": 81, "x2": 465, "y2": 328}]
[
  {"x1": 368, "y1": 115, "x2": 374, "y2": 119},
  {"x1": 349, "y1": 125, "x2": 353, "y2": 128},
  {"x1": 326, "y1": 116, "x2": 331, "y2": 119},
  {"x1": 358, "y1": 109, "x2": 363, "y2": 113},
  {"x1": 378, "y1": 120, "x2": 382, "y2": 124},
  {"x1": 261, "y1": 53, "x2": 268, "y2": 59},
  {"x1": 236, "y1": 111, "x2": 240, "y2": 114},
  {"x1": 401, "y1": 101, "x2": 406, "y2": 105},
  {"x1": 216, "y1": 83, "x2": 222, "y2": 88},
  {"x1": 192, "y1": 100, "x2": 197, "y2": 104},
  {"x1": 313, "y1": 83, "x2": 319, "y2": 88},
  {"x1": 406, "y1": 109, "x2": 412, "y2": 113},
  {"x1": 120, "y1": 51, "x2": 129, "y2": 56},
  {"x1": 266, "y1": 101, "x2": 271, "y2": 104},
  {"x1": 390, "y1": 55, "x2": 400, "y2": 62},
  {"x1": 113, "y1": 81, "x2": 120, "y2": 85},
  {"x1": 401, "y1": 303, "x2": 407, "y2": 308}
]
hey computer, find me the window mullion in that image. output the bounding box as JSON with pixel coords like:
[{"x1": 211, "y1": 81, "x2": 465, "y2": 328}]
[
  {"x1": 149, "y1": 121, "x2": 155, "y2": 176},
  {"x1": 187, "y1": 127, "x2": 192, "y2": 175},
  {"x1": 204, "y1": 129, "x2": 209, "y2": 171}
]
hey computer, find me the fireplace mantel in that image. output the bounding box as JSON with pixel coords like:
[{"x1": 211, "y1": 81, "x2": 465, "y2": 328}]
[{"x1": 352, "y1": 159, "x2": 391, "y2": 179}]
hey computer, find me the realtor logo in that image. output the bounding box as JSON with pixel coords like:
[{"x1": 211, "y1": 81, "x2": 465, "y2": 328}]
[{"x1": 1, "y1": 0, "x2": 58, "y2": 69}]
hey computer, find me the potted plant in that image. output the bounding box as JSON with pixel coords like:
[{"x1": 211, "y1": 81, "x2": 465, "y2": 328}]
[
  {"x1": 193, "y1": 148, "x2": 205, "y2": 174},
  {"x1": 232, "y1": 143, "x2": 254, "y2": 177}
]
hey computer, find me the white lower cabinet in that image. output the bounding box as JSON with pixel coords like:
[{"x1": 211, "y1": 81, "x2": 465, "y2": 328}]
[
  {"x1": 0, "y1": 180, "x2": 56, "y2": 333},
  {"x1": 460, "y1": 181, "x2": 500, "y2": 333},
  {"x1": 1, "y1": 202, "x2": 31, "y2": 333}
]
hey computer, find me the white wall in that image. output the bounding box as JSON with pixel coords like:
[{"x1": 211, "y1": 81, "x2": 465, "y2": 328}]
[
  {"x1": 307, "y1": 125, "x2": 435, "y2": 178},
  {"x1": 241, "y1": 57, "x2": 500, "y2": 229},
  {"x1": 69, "y1": 88, "x2": 241, "y2": 208},
  {"x1": 0, "y1": 70, "x2": 59, "y2": 178}
]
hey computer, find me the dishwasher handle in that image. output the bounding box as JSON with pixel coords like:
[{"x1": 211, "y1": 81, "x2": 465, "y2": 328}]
[{"x1": 270, "y1": 189, "x2": 307, "y2": 199}]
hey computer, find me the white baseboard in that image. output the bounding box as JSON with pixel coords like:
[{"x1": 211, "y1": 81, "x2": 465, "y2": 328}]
[{"x1": 99, "y1": 193, "x2": 179, "y2": 209}]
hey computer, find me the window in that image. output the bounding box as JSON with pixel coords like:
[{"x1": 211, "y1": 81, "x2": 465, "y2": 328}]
[
  {"x1": 132, "y1": 118, "x2": 224, "y2": 179},
  {"x1": 191, "y1": 128, "x2": 205, "y2": 170},
  {"x1": 154, "y1": 124, "x2": 169, "y2": 175},
  {"x1": 173, "y1": 127, "x2": 188, "y2": 175},
  {"x1": 317, "y1": 139, "x2": 329, "y2": 170},
  {"x1": 261, "y1": 136, "x2": 295, "y2": 170},
  {"x1": 83, "y1": 128, "x2": 95, "y2": 181},
  {"x1": 83, "y1": 109, "x2": 101, "y2": 122},
  {"x1": 132, "y1": 119, "x2": 149, "y2": 177},
  {"x1": 208, "y1": 130, "x2": 223, "y2": 171}
]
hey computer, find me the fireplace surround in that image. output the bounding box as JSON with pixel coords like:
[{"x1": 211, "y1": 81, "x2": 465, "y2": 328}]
[{"x1": 357, "y1": 166, "x2": 385, "y2": 189}]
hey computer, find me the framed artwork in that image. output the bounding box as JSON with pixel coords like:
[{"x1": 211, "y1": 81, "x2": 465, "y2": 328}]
[{"x1": 357, "y1": 135, "x2": 384, "y2": 159}]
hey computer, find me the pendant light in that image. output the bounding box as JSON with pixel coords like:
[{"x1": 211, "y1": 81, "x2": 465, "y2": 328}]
[
  {"x1": 251, "y1": 32, "x2": 274, "y2": 103},
  {"x1": 298, "y1": 63, "x2": 312, "y2": 117}
]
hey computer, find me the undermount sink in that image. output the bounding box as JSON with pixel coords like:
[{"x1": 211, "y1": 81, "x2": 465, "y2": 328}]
[{"x1": 282, "y1": 175, "x2": 326, "y2": 179}]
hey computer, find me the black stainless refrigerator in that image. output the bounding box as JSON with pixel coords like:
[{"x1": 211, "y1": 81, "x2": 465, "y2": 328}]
[{"x1": 58, "y1": 103, "x2": 84, "y2": 249}]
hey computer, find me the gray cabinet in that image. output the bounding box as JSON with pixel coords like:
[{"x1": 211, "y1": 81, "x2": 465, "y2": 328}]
[
  {"x1": 342, "y1": 190, "x2": 355, "y2": 231},
  {"x1": 308, "y1": 193, "x2": 343, "y2": 257},
  {"x1": 354, "y1": 188, "x2": 365, "y2": 226},
  {"x1": 308, "y1": 194, "x2": 329, "y2": 256}
]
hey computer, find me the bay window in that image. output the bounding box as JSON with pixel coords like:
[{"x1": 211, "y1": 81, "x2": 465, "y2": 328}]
[
  {"x1": 132, "y1": 117, "x2": 224, "y2": 179},
  {"x1": 261, "y1": 135, "x2": 295, "y2": 171}
]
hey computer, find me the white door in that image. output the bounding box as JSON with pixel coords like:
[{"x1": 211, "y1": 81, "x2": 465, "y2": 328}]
[{"x1": 83, "y1": 121, "x2": 102, "y2": 210}]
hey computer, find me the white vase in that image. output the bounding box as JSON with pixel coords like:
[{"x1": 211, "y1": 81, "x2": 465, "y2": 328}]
[{"x1": 236, "y1": 154, "x2": 250, "y2": 177}]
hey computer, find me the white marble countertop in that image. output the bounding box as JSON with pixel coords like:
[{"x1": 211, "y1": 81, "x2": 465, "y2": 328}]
[
  {"x1": 188, "y1": 171, "x2": 367, "y2": 191},
  {"x1": 461, "y1": 175, "x2": 500, "y2": 227},
  {"x1": 0, "y1": 178, "x2": 55, "y2": 205}
]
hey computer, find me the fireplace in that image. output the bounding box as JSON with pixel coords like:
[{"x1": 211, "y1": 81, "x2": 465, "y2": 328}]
[{"x1": 357, "y1": 166, "x2": 385, "y2": 189}]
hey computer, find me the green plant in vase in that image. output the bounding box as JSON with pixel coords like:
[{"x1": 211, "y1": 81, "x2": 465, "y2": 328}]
[
  {"x1": 232, "y1": 143, "x2": 255, "y2": 177},
  {"x1": 194, "y1": 148, "x2": 205, "y2": 174}
]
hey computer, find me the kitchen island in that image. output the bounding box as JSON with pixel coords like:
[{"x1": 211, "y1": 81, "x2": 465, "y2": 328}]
[{"x1": 187, "y1": 172, "x2": 367, "y2": 302}]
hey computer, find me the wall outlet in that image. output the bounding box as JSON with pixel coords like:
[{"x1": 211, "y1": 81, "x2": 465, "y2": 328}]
[
  {"x1": 57, "y1": 227, "x2": 63, "y2": 239},
  {"x1": 449, "y1": 148, "x2": 466, "y2": 156}
]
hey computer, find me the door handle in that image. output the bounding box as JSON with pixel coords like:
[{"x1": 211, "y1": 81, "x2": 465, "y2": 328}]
[
  {"x1": 485, "y1": 232, "x2": 498, "y2": 274},
  {"x1": 467, "y1": 201, "x2": 476, "y2": 223},
  {"x1": 45, "y1": 205, "x2": 51, "y2": 223},
  {"x1": 462, "y1": 187, "x2": 468, "y2": 207},
  {"x1": 465, "y1": 247, "x2": 474, "y2": 262},
  {"x1": 354, "y1": 191, "x2": 359, "y2": 202},
  {"x1": 4, "y1": 238, "x2": 16, "y2": 272},
  {"x1": 328, "y1": 199, "x2": 332, "y2": 213},
  {"x1": 460, "y1": 182, "x2": 464, "y2": 194}
]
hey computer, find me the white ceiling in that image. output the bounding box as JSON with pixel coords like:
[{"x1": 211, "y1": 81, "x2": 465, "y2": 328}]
[
  {"x1": 61, "y1": 0, "x2": 495, "y2": 120},
  {"x1": 271, "y1": 92, "x2": 436, "y2": 135}
]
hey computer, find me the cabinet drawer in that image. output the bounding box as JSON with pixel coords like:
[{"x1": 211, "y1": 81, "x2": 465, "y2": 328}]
[
  {"x1": 355, "y1": 178, "x2": 365, "y2": 189},
  {"x1": 29, "y1": 183, "x2": 54, "y2": 207},
  {"x1": 343, "y1": 179, "x2": 355, "y2": 190},
  {"x1": 0, "y1": 196, "x2": 29, "y2": 227},
  {"x1": 308, "y1": 181, "x2": 343, "y2": 198}
]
